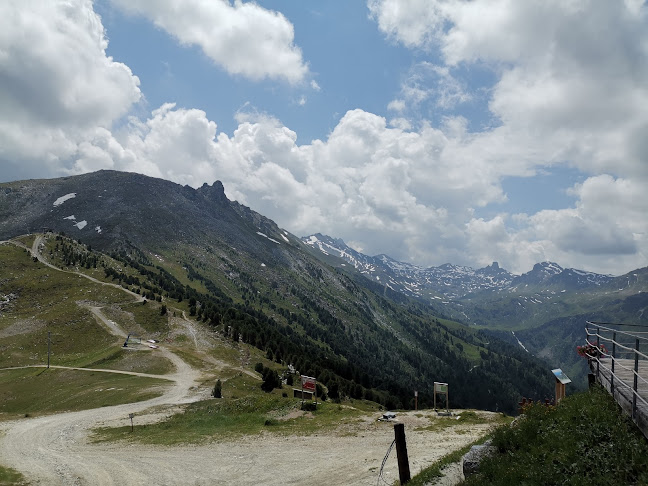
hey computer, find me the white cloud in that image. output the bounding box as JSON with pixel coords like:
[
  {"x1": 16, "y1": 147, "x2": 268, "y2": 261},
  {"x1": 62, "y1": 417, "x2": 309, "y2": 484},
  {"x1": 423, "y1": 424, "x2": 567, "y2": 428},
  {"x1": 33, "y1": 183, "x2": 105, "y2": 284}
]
[
  {"x1": 110, "y1": 0, "x2": 309, "y2": 84},
  {"x1": 365, "y1": 0, "x2": 648, "y2": 273},
  {"x1": 387, "y1": 99, "x2": 406, "y2": 112},
  {"x1": 1, "y1": 0, "x2": 647, "y2": 276},
  {"x1": 0, "y1": 0, "x2": 141, "y2": 179},
  {"x1": 310, "y1": 80, "x2": 321, "y2": 91},
  {"x1": 367, "y1": 0, "x2": 446, "y2": 49},
  {"x1": 389, "y1": 62, "x2": 472, "y2": 115}
]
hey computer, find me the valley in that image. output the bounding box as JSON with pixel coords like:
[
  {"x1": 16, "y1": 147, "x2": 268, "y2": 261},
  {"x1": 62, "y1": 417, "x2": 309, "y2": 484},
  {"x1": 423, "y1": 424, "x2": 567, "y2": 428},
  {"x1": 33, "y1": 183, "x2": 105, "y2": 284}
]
[
  {"x1": 1, "y1": 170, "x2": 645, "y2": 484},
  {"x1": 0, "y1": 233, "x2": 504, "y2": 485}
]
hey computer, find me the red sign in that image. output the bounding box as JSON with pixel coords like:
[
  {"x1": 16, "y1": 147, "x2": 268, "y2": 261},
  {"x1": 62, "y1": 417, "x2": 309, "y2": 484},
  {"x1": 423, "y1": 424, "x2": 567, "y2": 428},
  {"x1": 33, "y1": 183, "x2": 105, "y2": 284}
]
[{"x1": 301, "y1": 375, "x2": 316, "y2": 392}]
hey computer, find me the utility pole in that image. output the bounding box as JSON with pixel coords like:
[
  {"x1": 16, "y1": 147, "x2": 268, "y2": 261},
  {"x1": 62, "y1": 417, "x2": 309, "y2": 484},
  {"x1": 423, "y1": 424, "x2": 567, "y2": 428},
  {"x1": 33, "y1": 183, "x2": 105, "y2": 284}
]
[{"x1": 47, "y1": 331, "x2": 51, "y2": 369}]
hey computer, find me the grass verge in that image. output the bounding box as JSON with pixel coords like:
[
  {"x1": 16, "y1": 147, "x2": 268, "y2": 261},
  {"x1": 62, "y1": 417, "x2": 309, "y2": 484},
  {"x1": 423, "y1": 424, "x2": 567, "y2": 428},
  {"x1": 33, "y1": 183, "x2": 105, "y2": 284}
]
[
  {"x1": 92, "y1": 375, "x2": 375, "y2": 444},
  {"x1": 0, "y1": 464, "x2": 28, "y2": 486},
  {"x1": 462, "y1": 386, "x2": 648, "y2": 485},
  {"x1": 0, "y1": 368, "x2": 169, "y2": 420},
  {"x1": 407, "y1": 435, "x2": 492, "y2": 486}
]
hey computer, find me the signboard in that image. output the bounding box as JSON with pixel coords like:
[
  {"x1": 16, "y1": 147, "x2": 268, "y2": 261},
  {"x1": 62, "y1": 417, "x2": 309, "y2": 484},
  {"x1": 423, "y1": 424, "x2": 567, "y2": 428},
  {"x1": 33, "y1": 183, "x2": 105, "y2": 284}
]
[
  {"x1": 301, "y1": 375, "x2": 316, "y2": 392},
  {"x1": 414, "y1": 390, "x2": 418, "y2": 397},
  {"x1": 434, "y1": 382, "x2": 448, "y2": 393},
  {"x1": 551, "y1": 369, "x2": 572, "y2": 385},
  {"x1": 434, "y1": 382, "x2": 449, "y2": 412}
]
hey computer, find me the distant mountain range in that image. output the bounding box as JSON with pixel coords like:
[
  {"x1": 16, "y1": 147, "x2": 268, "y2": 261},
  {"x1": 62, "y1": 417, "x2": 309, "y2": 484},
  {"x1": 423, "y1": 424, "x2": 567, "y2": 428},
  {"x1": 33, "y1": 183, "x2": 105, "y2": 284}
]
[
  {"x1": 302, "y1": 233, "x2": 614, "y2": 300},
  {"x1": 302, "y1": 233, "x2": 648, "y2": 385}
]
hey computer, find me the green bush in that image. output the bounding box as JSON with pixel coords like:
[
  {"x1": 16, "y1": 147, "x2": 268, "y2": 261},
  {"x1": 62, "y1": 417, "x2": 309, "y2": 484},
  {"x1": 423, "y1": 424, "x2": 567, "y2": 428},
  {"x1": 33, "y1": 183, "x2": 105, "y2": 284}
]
[{"x1": 212, "y1": 379, "x2": 222, "y2": 398}]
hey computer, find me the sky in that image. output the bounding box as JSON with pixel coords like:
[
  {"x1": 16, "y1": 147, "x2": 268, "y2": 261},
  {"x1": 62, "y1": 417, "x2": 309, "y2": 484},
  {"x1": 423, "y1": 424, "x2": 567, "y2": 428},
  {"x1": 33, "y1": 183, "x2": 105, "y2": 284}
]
[{"x1": 1, "y1": 0, "x2": 647, "y2": 276}]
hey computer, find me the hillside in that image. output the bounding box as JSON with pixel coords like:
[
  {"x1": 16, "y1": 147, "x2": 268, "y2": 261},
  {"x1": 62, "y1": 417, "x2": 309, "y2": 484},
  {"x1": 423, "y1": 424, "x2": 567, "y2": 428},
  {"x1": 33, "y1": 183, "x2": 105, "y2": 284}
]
[
  {"x1": 302, "y1": 233, "x2": 648, "y2": 385},
  {"x1": 0, "y1": 170, "x2": 553, "y2": 413}
]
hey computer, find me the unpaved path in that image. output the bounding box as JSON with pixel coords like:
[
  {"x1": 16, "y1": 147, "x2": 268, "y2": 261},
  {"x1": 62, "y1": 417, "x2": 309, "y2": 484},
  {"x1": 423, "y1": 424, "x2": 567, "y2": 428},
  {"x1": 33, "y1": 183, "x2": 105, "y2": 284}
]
[
  {"x1": 0, "y1": 364, "x2": 175, "y2": 381},
  {"x1": 0, "y1": 406, "x2": 493, "y2": 486},
  {"x1": 27, "y1": 235, "x2": 144, "y2": 303}
]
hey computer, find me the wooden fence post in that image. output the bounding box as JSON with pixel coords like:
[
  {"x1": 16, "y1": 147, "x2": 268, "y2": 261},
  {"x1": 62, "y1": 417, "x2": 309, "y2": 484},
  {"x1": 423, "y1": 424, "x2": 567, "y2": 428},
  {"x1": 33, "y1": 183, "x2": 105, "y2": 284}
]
[{"x1": 394, "y1": 423, "x2": 411, "y2": 484}]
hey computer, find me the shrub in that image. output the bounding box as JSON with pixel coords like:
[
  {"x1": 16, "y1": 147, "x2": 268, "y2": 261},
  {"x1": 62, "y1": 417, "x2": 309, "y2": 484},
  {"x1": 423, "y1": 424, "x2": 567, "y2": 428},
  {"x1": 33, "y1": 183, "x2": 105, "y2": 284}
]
[{"x1": 212, "y1": 379, "x2": 222, "y2": 398}]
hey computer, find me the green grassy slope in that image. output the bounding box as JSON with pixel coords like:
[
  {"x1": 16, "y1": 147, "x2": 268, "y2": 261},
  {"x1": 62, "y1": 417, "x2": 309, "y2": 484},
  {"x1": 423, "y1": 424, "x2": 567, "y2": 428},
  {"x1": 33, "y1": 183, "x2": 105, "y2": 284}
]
[{"x1": 463, "y1": 386, "x2": 648, "y2": 485}]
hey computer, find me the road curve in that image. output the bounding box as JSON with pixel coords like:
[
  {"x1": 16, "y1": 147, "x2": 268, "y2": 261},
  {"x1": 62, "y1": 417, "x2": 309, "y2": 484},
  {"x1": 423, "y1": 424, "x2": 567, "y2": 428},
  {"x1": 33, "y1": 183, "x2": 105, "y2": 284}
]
[{"x1": 0, "y1": 234, "x2": 202, "y2": 484}]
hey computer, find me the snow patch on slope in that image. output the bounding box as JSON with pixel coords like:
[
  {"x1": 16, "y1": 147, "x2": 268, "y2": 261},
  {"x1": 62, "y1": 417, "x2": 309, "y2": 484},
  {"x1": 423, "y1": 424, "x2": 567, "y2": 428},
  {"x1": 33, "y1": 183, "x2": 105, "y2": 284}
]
[{"x1": 53, "y1": 193, "x2": 76, "y2": 206}]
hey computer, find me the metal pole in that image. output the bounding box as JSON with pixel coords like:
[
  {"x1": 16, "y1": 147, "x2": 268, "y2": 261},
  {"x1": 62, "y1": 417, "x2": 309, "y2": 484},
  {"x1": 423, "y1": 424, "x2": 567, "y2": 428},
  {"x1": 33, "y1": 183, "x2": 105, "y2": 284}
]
[
  {"x1": 596, "y1": 327, "x2": 600, "y2": 378},
  {"x1": 47, "y1": 331, "x2": 51, "y2": 369},
  {"x1": 633, "y1": 338, "x2": 639, "y2": 419},
  {"x1": 611, "y1": 332, "x2": 616, "y2": 396},
  {"x1": 394, "y1": 423, "x2": 411, "y2": 484}
]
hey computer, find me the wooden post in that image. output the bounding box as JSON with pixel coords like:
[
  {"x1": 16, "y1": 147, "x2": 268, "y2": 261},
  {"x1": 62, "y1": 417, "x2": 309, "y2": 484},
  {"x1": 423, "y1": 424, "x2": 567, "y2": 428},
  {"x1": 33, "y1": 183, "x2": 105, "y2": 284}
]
[
  {"x1": 414, "y1": 390, "x2": 418, "y2": 411},
  {"x1": 596, "y1": 327, "x2": 600, "y2": 377},
  {"x1": 394, "y1": 423, "x2": 410, "y2": 484},
  {"x1": 47, "y1": 331, "x2": 51, "y2": 369},
  {"x1": 129, "y1": 413, "x2": 134, "y2": 432},
  {"x1": 555, "y1": 379, "x2": 566, "y2": 403}
]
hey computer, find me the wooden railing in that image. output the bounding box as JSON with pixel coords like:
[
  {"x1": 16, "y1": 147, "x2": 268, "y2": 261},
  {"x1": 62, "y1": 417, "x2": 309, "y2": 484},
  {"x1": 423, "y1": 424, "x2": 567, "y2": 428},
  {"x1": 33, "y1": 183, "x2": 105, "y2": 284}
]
[{"x1": 585, "y1": 321, "x2": 648, "y2": 438}]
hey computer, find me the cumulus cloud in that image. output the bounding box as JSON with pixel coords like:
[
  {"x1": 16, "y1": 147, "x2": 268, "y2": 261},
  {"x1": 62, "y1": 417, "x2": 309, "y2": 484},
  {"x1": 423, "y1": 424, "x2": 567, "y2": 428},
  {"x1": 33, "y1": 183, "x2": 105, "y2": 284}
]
[
  {"x1": 110, "y1": 0, "x2": 309, "y2": 83},
  {"x1": 366, "y1": 0, "x2": 648, "y2": 273},
  {"x1": 0, "y1": 0, "x2": 141, "y2": 179},
  {"x1": 388, "y1": 62, "x2": 472, "y2": 117},
  {"x1": 1, "y1": 0, "x2": 647, "y2": 276}
]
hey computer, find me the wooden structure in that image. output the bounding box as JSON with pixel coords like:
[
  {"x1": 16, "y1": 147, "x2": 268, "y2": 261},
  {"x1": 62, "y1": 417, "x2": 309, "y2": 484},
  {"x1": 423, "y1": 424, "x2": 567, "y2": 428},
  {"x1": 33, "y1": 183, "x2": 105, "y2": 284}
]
[
  {"x1": 551, "y1": 368, "x2": 571, "y2": 403},
  {"x1": 292, "y1": 388, "x2": 313, "y2": 400},
  {"x1": 434, "y1": 382, "x2": 449, "y2": 413},
  {"x1": 586, "y1": 321, "x2": 648, "y2": 439}
]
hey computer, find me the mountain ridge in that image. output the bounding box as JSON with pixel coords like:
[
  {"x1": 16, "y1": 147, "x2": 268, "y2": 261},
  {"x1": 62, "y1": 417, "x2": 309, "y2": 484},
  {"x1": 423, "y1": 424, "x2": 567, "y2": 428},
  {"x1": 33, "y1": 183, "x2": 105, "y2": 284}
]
[{"x1": 301, "y1": 233, "x2": 616, "y2": 300}]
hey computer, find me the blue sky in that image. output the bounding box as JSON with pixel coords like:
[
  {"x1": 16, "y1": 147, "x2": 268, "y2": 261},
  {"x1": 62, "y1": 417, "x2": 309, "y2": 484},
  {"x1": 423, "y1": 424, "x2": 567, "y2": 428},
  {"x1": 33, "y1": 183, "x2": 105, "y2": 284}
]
[{"x1": 1, "y1": 0, "x2": 647, "y2": 275}]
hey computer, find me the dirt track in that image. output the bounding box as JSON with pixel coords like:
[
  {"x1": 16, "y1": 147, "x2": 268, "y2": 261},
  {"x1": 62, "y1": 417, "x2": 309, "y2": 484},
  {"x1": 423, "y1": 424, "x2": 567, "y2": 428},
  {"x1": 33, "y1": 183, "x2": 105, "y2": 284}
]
[{"x1": 0, "y1": 401, "x2": 490, "y2": 485}]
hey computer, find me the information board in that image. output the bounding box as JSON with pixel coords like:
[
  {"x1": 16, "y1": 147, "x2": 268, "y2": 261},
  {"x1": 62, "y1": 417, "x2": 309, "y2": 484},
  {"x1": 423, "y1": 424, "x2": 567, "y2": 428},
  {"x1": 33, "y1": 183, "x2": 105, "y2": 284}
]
[{"x1": 301, "y1": 375, "x2": 316, "y2": 392}]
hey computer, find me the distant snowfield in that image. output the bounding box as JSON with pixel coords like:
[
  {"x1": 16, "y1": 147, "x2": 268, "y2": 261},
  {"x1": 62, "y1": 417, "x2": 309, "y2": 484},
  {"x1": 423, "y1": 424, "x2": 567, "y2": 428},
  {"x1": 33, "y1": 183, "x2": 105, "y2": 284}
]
[
  {"x1": 53, "y1": 193, "x2": 76, "y2": 206},
  {"x1": 512, "y1": 331, "x2": 529, "y2": 353},
  {"x1": 64, "y1": 215, "x2": 76, "y2": 220},
  {"x1": 75, "y1": 221, "x2": 87, "y2": 230}
]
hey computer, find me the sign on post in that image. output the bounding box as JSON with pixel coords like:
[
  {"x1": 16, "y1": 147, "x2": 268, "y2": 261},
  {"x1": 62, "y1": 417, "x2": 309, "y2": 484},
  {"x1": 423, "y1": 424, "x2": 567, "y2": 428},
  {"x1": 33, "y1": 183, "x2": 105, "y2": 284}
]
[
  {"x1": 301, "y1": 375, "x2": 316, "y2": 392},
  {"x1": 301, "y1": 375, "x2": 317, "y2": 409},
  {"x1": 551, "y1": 368, "x2": 571, "y2": 403},
  {"x1": 434, "y1": 382, "x2": 449, "y2": 412}
]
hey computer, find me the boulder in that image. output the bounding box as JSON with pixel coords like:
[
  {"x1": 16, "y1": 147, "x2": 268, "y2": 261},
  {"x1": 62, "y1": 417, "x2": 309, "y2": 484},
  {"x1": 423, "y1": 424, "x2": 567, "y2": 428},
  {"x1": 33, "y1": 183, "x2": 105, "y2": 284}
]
[{"x1": 462, "y1": 440, "x2": 496, "y2": 477}]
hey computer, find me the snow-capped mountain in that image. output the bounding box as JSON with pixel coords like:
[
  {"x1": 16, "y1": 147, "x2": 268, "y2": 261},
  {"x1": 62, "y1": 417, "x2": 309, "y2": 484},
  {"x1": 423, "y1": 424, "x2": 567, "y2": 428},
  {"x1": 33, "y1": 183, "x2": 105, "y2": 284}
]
[{"x1": 302, "y1": 233, "x2": 614, "y2": 300}]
